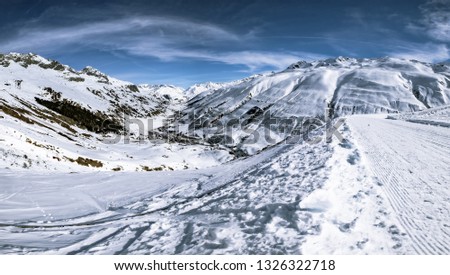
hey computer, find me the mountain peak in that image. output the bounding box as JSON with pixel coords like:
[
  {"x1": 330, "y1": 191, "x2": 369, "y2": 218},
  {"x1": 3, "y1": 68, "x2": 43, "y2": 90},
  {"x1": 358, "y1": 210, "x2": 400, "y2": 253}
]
[
  {"x1": 81, "y1": 66, "x2": 107, "y2": 77},
  {"x1": 0, "y1": 52, "x2": 73, "y2": 72}
]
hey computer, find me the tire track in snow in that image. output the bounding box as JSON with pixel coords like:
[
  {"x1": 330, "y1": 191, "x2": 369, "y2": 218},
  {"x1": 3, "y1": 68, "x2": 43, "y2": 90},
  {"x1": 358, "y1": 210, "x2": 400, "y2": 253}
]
[{"x1": 348, "y1": 116, "x2": 450, "y2": 254}]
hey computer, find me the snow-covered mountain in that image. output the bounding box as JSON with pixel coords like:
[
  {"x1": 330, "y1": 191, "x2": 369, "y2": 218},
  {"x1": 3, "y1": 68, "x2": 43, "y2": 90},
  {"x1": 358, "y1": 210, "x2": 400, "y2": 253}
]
[
  {"x1": 184, "y1": 74, "x2": 264, "y2": 99},
  {"x1": 178, "y1": 57, "x2": 450, "y2": 154},
  {"x1": 0, "y1": 53, "x2": 231, "y2": 171},
  {"x1": 138, "y1": 84, "x2": 185, "y2": 102}
]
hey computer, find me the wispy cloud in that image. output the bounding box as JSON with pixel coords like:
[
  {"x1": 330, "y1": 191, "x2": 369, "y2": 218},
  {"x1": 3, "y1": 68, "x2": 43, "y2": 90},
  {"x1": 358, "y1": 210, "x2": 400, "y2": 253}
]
[
  {"x1": 390, "y1": 0, "x2": 450, "y2": 63},
  {"x1": 210, "y1": 51, "x2": 324, "y2": 70},
  {"x1": 2, "y1": 16, "x2": 240, "y2": 54},
  {"x1": 389, "y1": 43, "x2": 449, "y2": 63},
  {"x1": 0, "y1": 16, "x2": 311, "y2": 71},
  {"x1": 407, "y1": 0, "x2": 450, "y2": 42}
]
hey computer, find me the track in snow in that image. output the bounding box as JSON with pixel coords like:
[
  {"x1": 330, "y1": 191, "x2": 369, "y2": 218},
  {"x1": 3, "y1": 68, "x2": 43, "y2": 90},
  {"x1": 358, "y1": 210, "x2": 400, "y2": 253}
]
[{"x1": 347, "y1": 116, "x2": 450, "y2": 254}]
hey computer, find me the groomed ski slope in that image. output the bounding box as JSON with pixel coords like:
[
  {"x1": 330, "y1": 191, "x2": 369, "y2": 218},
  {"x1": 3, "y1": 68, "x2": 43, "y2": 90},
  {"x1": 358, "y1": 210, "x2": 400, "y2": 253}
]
[{"x1": 347, "y1": 115, "x2": 450, "y2": 254}]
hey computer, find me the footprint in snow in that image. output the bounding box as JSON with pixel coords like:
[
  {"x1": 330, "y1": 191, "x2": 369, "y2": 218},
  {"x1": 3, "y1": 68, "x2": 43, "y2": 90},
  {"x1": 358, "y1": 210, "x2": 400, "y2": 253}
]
[{"x1": 347, "y1": 150, "x2": 360, "y2": 165}]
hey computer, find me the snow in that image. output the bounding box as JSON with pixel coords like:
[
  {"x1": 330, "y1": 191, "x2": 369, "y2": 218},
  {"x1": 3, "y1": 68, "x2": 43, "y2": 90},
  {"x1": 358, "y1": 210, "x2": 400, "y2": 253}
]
[
  {"x1": 1, "y1": 57, "x2": 162, "y2": 113},
  {"x1": 1, "y1": 53, "x2": 449, "y2": 255}
]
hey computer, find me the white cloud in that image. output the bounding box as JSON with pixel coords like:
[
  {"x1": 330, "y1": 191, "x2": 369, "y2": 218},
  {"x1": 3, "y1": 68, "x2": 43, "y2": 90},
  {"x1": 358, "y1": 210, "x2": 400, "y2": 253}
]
[
  {"x1": 390, "y1": 43, "x2": 449, "y2": 63},
  {"x1": 409, "y1": 0, "x2": 450, "y2": 42},
  {"x1": 0, "y1": 16, "x2": 315, "y2": 71}
]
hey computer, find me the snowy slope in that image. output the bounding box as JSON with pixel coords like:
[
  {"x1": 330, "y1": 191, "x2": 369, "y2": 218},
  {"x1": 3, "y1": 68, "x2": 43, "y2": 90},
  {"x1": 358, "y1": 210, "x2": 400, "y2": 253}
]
[
  {"x1": 186, "y1": 57, "x2": 450, "y2": 120},
  {"x1": 185, "y1": 82, "x2": 227, "y2": 99},
  {"x1": 0, "y1": 53, "x2": 180, "y2": 116}
]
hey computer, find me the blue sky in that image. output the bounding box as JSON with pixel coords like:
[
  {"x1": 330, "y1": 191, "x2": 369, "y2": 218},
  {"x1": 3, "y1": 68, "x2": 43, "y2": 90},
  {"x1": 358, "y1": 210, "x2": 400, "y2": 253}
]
[{"x1": 1, "y1": 0, "x2": 449, "y2": 87}]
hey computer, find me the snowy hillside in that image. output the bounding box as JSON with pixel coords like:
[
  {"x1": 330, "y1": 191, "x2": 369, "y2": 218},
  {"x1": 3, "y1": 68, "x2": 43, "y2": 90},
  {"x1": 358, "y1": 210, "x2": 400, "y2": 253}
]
[
  {"x1": 177, "y1": 57, "x2": 450, "y2": 154},
  {"x1": 0, "y1": 53, "x2": 231, "y2": 172}
]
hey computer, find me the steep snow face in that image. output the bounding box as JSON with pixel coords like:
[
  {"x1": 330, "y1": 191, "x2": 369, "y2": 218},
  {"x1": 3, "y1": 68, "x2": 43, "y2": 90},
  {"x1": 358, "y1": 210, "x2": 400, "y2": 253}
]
[
  {"x1": 0, "y1": 53, "x2": 231, "y2": 172},
  {"x1": 176, "y1": 57, "x2": 450, "y2": 154}
]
